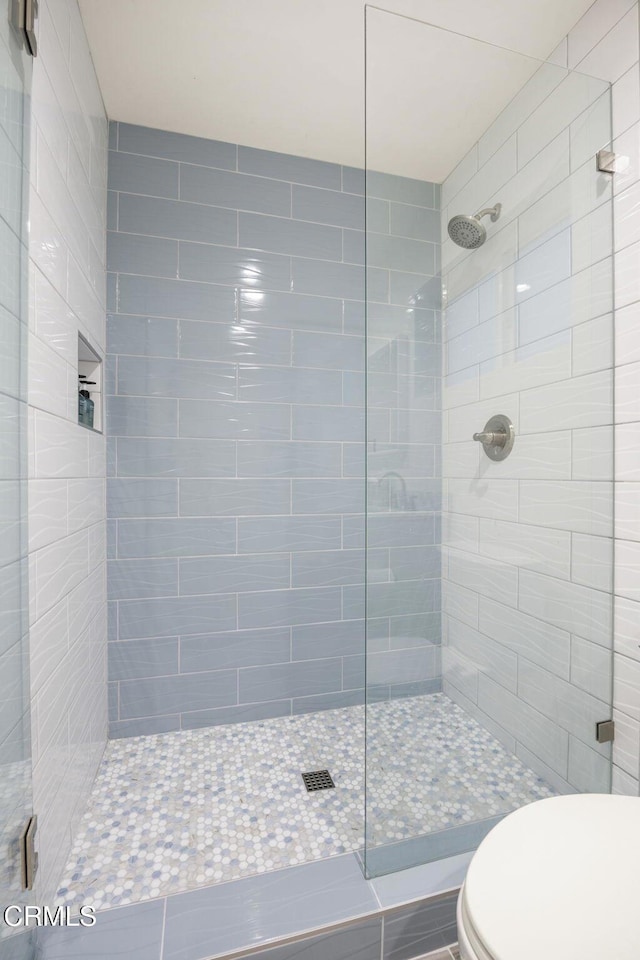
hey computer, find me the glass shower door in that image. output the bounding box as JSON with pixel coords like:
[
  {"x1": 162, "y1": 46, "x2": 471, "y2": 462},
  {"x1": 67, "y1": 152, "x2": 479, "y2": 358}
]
[
  {"x1": 364, "y1": 6, "x2": 614, "y2": 877},
  {"x1": 0, "y1": 0, "x2": 34, "y2": 948}
]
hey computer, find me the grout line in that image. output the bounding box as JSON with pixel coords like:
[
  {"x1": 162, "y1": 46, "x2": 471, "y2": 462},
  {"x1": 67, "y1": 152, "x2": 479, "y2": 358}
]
[{"x1": 112, "y1": 150, "x2": 437, "y2": 207}]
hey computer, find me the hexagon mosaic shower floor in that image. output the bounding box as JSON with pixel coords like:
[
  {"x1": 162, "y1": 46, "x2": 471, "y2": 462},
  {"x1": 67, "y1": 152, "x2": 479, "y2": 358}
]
[{"x1": 56, "y1": 693, "x2": 556, "y2": 910}]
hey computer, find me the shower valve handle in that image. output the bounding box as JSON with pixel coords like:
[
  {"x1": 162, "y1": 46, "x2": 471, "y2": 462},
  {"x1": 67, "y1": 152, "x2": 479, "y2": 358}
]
[
  {"x1": 473, "y1": 430, "x2": 504, "y2": 446},
  {"x1": 472, "y1": 415, "x2": 515, "y2": 462}
]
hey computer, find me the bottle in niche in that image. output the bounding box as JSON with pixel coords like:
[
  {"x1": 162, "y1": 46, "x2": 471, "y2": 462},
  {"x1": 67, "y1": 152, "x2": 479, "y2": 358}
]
[
  {"x1": 79, "y1": 390, "x2": 94, "y2": 428},
  {"x1": 78, "y1": 376, "x2": 96, "y2": 428},
  {"x1": 78, "y1": 388, "x2": 88, "y2": 425}
]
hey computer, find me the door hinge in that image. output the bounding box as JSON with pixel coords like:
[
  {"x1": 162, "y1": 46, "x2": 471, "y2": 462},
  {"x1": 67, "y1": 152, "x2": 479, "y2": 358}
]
[
  {"x1": 20, "y1": 815, "x2": 38, "y2": 891},
  {"x1": 596, "y1": 719, "x2": 615, "y2": 744},
  {"x1": 12, "y1": 0, "x2": 38, "y2": 56},
  {"x1": 596, "y1": 149, "x2": 616, "y2": 174}
]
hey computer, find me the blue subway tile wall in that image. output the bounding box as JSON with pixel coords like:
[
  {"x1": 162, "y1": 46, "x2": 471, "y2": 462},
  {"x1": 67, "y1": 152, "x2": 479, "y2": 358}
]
[{"x1": 106, "y1": 122, "x2": 441, "y2": 735}]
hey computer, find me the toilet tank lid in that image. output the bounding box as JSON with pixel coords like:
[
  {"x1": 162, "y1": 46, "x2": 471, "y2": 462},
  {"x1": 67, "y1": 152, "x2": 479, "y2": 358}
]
[{"x1": 464, "y1": 794, "x2": 640, "y2": 960}]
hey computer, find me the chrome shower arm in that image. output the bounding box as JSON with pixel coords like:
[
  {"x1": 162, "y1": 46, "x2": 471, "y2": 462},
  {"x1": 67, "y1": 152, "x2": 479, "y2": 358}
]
[{"x1": 475, "y1": 204, "x2": 502, "y2": 223}]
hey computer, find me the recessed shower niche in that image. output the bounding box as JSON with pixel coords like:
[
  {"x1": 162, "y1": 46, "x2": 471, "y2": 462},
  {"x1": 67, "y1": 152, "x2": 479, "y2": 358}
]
[{"x1": 77, "y1": 333, "x2": 102, "y2": 432}]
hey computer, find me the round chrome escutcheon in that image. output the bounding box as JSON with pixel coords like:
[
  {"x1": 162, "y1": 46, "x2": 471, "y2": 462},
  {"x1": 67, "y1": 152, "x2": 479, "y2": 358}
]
[{"x1": 473, "y1": 414, "x2": 515, "y2": 461}]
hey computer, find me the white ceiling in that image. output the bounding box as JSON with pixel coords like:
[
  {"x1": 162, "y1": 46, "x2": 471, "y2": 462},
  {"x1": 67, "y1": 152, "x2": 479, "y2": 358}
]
[{"x1": 79, "y1": 0, "x2": 597, "y2": 182}]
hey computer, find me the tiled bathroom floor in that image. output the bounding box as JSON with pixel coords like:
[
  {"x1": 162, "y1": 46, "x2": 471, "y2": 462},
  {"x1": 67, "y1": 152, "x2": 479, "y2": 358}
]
[{"x1": 56, "y1": 694, "x2": 555, "y2": 911}]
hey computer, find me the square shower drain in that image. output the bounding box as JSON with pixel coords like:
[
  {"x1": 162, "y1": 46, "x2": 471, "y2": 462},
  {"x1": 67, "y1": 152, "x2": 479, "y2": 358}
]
[{"x1": 301, "y1": 769, "x2": 335, "y2": 792}]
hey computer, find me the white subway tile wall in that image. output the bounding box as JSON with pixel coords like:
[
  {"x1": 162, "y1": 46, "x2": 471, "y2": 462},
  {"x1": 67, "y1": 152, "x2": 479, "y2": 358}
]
[
  {"x1": 106, "y1": 124, "x2": 441, "y2": 735},
  {"x1": 28, "y1": 0, "x2": 108, "y2": 902},
  {"x1": 440, "y1": 0, "x2": 640, "y2": 795}
]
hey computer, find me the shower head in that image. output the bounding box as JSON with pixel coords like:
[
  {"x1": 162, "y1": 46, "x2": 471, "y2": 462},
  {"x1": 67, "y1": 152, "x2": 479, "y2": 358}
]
[{"x1": 447, "y1": 204, "x2": 502, "y2": 249}]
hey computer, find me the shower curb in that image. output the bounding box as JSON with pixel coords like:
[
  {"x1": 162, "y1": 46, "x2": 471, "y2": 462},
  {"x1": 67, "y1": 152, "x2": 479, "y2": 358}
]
[
  {"x1": 34, "y1": 852, "x2": 468, "y2": 960},
  {"x1": 195, "y1": 888, "x2": 460, "y2": 960}
]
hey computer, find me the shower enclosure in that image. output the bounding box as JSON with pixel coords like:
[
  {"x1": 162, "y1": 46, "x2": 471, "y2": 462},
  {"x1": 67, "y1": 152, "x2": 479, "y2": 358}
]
[
  {"x1": 0, "y1": 2, "x2": 617, "y2": 947},
  {"x1": 364, "y1": 7, "x2": 614, "y2": 876}
]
